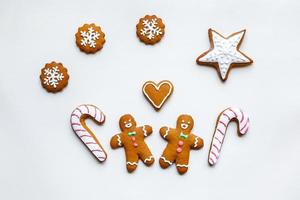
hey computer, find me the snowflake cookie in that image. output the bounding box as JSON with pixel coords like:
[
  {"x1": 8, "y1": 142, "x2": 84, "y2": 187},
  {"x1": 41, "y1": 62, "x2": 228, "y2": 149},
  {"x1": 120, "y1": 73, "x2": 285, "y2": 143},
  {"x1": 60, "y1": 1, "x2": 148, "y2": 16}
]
[
  {"x1": 136, "y1": 15, "x2": 165, "y2": 45},
  {"x1": 40, "y1": 61, "x2": 69, "y2": 93},
  {"x1": 196, "y1": 29, "x2": 253, "y2": 81},
  {"x1": 75, "y1": 23, "x2": 105, "y2": 53}
]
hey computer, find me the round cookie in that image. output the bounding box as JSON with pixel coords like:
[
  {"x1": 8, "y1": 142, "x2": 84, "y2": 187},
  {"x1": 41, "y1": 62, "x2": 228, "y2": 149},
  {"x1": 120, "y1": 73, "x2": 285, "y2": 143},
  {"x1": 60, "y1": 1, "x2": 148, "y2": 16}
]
[
  {"x1": 75, "y1": 23, "x2": 105, "y2": 53},
  {"x1": 110, "y1": 114, "x2": 154, "y2": 173},
  {"x1": 40, "y1": 61, "x2": 69, "y2": 93},
  {"x1": 159, "y1": 114, "x2": 204, "y2": 175},
  {"x1": 136, "y1": 15, "x2": 165, "y2": 45}
]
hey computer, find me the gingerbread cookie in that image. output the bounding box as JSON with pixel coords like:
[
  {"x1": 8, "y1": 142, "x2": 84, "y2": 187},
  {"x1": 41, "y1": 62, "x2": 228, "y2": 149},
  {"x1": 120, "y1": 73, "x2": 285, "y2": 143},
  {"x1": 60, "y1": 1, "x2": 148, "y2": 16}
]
[
  {"x1": 110, "y1": 114, "x2": 154, "y2": 172},
  {"x1": 196, "y1": 29, "x2": 253, "y2": 81},
  {"x1": 40, "y1": 61, "x2": 69, "y2": 93},
  {"x1": 71, "y1": 104, "x2": 107, "y2": 162},
  {"x1": 136, "y1": 15, "x2": 165, "y2": 45},
  {"x1": 142, "y1": 80, "x2": 173, "y2": 111},
  {"x1": 159, "y1": 115, "x2": 204, "y2": 174},
  {"x1": 75, "y1": 23, "x2": 105, "y2": 53},
  {"x1": 208, "y1": 107, "x2": 249, "y2": 166}
]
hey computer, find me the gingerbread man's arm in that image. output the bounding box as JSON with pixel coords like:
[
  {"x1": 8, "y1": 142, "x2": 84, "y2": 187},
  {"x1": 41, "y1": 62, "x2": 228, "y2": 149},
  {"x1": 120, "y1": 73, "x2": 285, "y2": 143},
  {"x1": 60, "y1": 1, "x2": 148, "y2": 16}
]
[
  {"x1": 110, "y1": 134, "x2": 123, "y2": 149},
  {"x1": 188, "y1": 134, "x2": 204, "y2": 149},
  {"x1": 137, "y1": 125, "x2": 153, "y2": 137},
  {"x1": 159, "y1": 126, "x2": 175, "y2": 140}
]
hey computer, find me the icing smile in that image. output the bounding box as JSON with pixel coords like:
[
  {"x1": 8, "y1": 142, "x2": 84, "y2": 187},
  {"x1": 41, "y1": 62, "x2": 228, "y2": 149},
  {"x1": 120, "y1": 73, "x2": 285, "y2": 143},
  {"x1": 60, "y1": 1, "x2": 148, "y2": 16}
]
[{"x1": 181, "y1": 123, "x2": 189, "y2": 130}]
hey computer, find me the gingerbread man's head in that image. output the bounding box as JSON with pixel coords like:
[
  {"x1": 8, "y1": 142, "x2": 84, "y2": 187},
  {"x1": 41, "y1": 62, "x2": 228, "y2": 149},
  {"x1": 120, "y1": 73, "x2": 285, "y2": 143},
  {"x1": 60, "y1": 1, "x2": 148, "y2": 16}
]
[
  {"x1": 119, "y1": 114, "x2": 137, "y2": 131},
  {"x1": 176, "y1": 114, "x2": 194, "y2": 133}
]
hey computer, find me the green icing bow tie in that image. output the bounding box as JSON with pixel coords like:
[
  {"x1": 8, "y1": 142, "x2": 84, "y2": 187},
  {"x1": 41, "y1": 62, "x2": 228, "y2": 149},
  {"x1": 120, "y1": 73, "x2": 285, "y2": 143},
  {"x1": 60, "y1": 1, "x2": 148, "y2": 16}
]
[
  {"x1": 180, "y1": 132, "x2": 188, "y2": 139},
  {"x1": 128, "y1": 131, "x2": 136, "y2": 136}
]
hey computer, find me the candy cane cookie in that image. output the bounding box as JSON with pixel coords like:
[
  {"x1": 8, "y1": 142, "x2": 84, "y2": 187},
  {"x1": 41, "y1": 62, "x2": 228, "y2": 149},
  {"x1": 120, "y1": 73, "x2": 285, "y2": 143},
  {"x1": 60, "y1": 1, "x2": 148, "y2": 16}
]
[
  {"x1": 208, "y1": 107, "x2": 250, "y2": 166},
  {"x1": 70, "y1": 104, "x2": 107, "y2": 162}
]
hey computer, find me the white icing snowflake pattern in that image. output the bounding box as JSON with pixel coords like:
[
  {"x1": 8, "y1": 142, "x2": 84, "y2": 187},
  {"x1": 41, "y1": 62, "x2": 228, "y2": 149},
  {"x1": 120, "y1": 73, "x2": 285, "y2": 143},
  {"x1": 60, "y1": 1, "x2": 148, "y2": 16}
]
[
  {"x1": 198, "y1": 30, "x2": 251, "y2": 80},
  {"x1": 43, "y1": 66, "x2": 64, "y2": 88},
  {"x1": 80, "y1": 27, "x2": 100, "y2": 48},
  {"x1": 140, "y1": 19, "x2": 163, "y2": 40}
]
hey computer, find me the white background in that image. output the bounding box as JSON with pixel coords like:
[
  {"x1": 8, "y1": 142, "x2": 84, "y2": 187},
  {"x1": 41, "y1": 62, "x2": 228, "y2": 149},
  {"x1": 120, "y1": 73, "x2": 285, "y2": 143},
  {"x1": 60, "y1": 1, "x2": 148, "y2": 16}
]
[{"x1": 0, "y1": 0, "x2": 299, "y2": 199}]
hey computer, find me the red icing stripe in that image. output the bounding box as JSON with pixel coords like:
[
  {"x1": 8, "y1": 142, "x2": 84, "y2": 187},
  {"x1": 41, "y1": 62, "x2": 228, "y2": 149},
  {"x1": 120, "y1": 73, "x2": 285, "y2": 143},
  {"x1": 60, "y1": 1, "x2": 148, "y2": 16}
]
[
  {"x1": 75, "y1": 108, "x2": 83, "y2": 115},
  {"x1": 71, "y1": 114, "x2": 80, "y2": 119},
  {"x1": 80, "y1": 135, "x2": 92, "y2": 138},
  {"x1": 85, "y1": 105, "x2": 90, "y2": 114},
  {"x1": 86, "y1": 142, "x2": 97, "y2": 145},
  {"x1": 210, "y1": 151, "x2": 218, "y2": 159},
  {"x1": 94, "y1": 106, "x2": 97, "y2": 119},
  {"x1": 244, "y1": 127, "x2": 249, "y2": 133},
  {"x1": 92, "y1": 149, "x2": 103, "y2": 153},
  {"x1": 219, "y1": 121, "x2": 227, "y2": 127},
  {"x1": 228, "y1": 108, "x2": 237, "y2": 118},
  {"x1": 97, "y1": 156, "x2": 106, "y2": 160},
  {"x1": 223, "y1": 113, "x2": 231, "y2": 121},
  {"x1": 99, "y1": 112, "x2": 103, "y2": 122},
  {"x1": 213, "y1": 144, "x2": 220, "y2": 152},
  {"x1": 101, "y1": 113, "x2": 104, "y2": 122},
  {"x1": 71, "y1": 123, "x2": 81, "y2": 126},
  {"x1": 217, "y1": 128, "x2": 225, "y2": 135},
  {"x1": 240, "y1": 119, "x2": 249, "y2": 132},
  {"x1": 209, "y1": 158, "x2": 215, "y2": 164},
  {"x1": 240, "y1": 109, "x2": 244, "y2": 123},
  {"x1": 214, "y1": 136, "x2": 222, "y2": 144},
  {"x1": 74, "y1": 129, "x2": 86, "y2": 132}
]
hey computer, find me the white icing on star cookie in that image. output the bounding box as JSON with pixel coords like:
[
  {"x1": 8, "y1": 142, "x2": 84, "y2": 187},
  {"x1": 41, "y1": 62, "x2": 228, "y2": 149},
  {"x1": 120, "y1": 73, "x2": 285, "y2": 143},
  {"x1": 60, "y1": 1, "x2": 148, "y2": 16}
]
[{"x1": 197, "y1": 29, "x2": 253, "y2": 81}]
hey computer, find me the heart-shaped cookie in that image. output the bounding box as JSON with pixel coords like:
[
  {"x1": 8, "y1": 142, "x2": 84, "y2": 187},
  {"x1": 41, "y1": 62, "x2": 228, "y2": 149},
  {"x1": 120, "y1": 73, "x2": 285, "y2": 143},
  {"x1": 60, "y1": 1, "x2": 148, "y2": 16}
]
[{"x1": 142, "y1": 80, "x2": 174, "y2": 110}]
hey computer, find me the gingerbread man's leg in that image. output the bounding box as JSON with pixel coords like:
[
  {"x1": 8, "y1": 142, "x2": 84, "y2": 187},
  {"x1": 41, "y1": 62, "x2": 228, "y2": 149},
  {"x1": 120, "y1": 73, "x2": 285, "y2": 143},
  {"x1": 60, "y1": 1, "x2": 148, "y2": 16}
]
[
  {"x1": 125, "y1": 150, "x2": 139, "y2": 173},
  {"x1": 138, "y1": 143, "x2": 154, "y2": 166},
  {"x1": 175, "y1": 152, "x2": 190, "y2": 175},
  {"x1": 159, "y1": 145, "x2": 177, "y2": 169}
]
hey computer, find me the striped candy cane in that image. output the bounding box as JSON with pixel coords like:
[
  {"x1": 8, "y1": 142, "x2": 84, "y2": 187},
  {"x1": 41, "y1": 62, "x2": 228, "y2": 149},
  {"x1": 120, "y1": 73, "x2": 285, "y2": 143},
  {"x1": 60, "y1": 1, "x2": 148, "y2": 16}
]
[
  {"x1": 70, "y1": 104, "x2": 107, "y2": 162},
  {"x1": 208, "y1": 107, "x2": 250, "y2": 166}
]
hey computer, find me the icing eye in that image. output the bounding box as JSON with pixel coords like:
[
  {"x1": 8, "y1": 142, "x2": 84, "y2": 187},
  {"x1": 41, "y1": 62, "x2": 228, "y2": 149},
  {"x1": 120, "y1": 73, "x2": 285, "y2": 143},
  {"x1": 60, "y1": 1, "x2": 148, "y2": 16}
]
[
  {"x1": 124, "y1": 121, "x2": 127, "y2": 124},
  {"x1": 181, "y1": 120, "x2": 184, "y2": 123},
  {"x1": 188, "y1": 121, "x2": 190, "y2": 124},
  {"x1": 129, "y1": 119, "x2": 131, "y2": 122}
]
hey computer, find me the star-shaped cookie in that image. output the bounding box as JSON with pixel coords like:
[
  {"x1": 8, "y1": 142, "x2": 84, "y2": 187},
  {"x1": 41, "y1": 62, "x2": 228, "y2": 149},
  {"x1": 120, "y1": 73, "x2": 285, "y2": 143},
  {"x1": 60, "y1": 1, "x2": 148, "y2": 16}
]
[{"x1": 196, "y1": 29, "x2": 253, "y2": 81}]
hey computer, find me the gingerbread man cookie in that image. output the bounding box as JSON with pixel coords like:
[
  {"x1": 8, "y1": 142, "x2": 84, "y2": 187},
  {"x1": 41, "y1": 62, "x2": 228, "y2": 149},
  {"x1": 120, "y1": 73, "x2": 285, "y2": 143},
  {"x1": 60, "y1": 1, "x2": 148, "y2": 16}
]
[
  {"x1": 110, "y1": 114, "x2": 154, "y2": 173},
  {"x1": 159, "y1": 115, "x2": 204, "y2": 174},
  {"x1": 75, "y1": 23, "x2": 105, "y2": 53}
]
